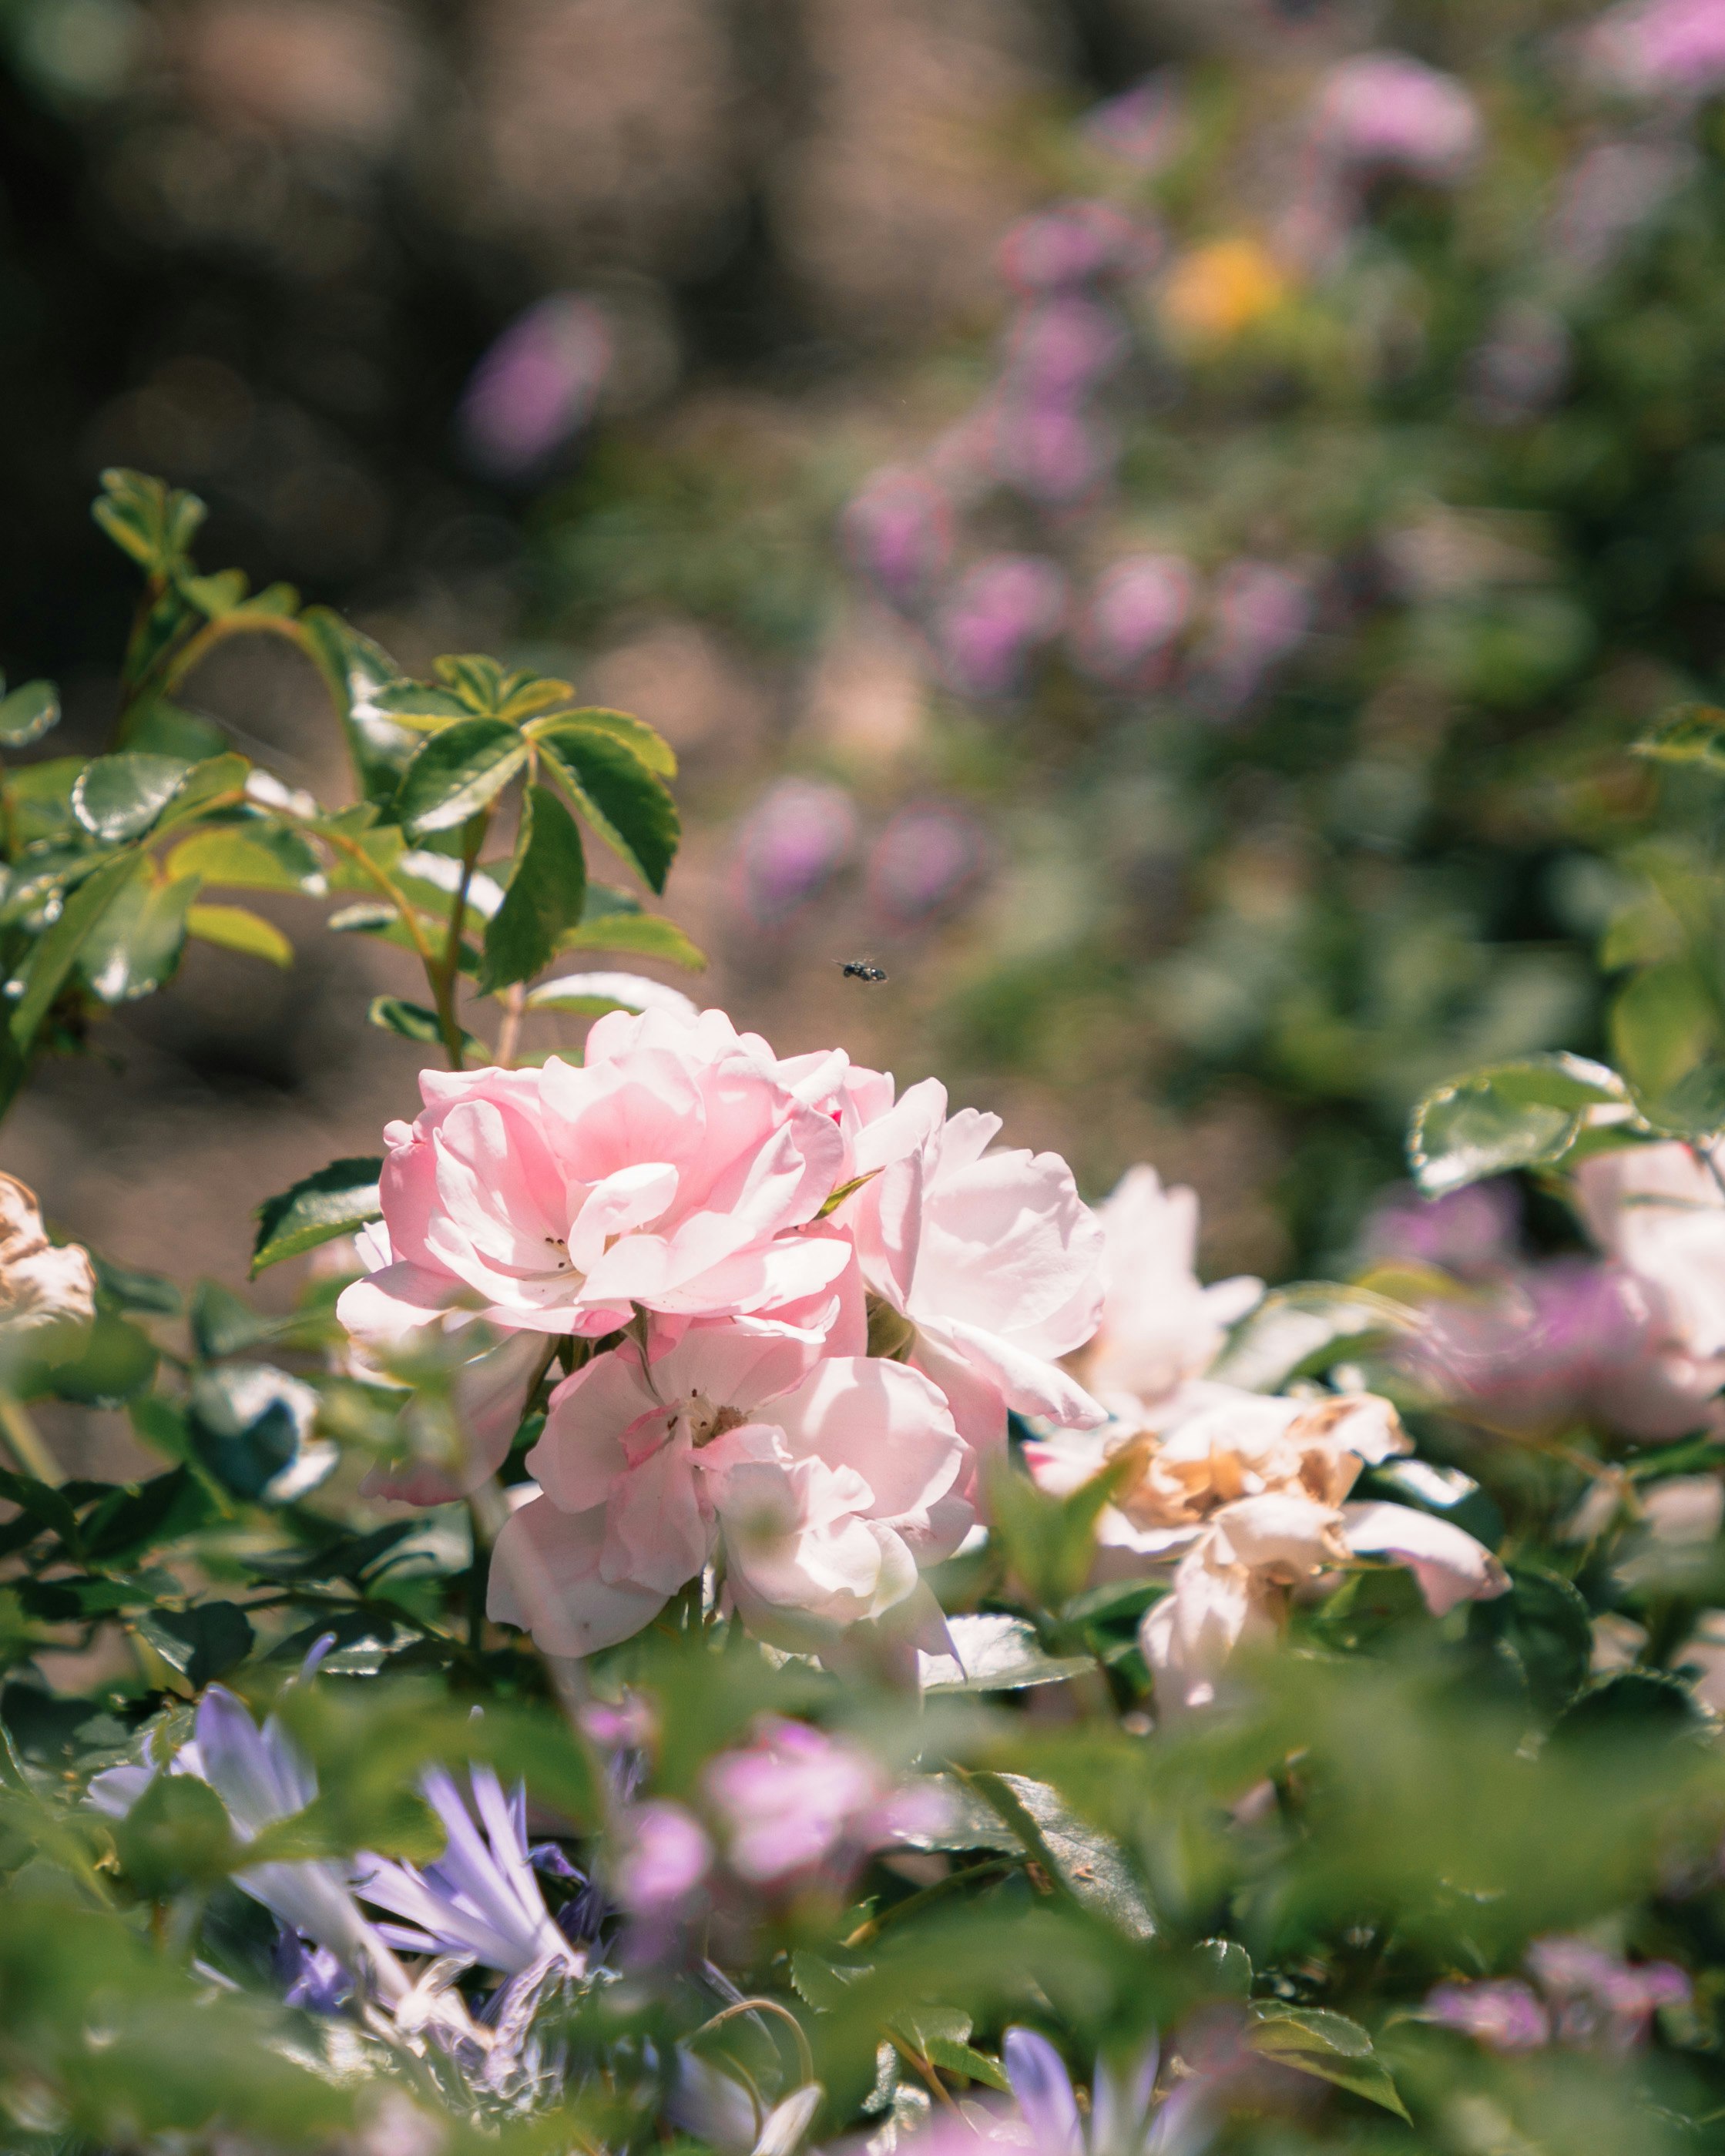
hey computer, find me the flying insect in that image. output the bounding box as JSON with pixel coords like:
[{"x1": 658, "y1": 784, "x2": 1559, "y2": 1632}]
[{"x1": 839, "y1": 961, "x2": 888, "y2": 984}]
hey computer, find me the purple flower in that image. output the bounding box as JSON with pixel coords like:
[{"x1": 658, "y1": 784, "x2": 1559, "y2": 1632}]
[
  {"x1": 1362, "y1": 1179, "x2": 1521, "y2": 1280},
  {"x1": 841, "y1": 468, "x2": 953, "y2": 609},
  {"x1": 1188, "y1": 561, "x2": 1313, "y2": 716},
  {"x1": 992, "y1": 402, "x2": 1117, "y2": 505},
  {"x1": 868, "y1": 801, "x2": 989, "y2": 928},
  {"x1": 1076, "y1": 555, "x2": 1197, "y2": 690},
  {"x1": 274, "y1": 1930, "x2": 354, "y2": 2015},
  {"x1": 900, "y1": 2025, "x2": 1215, "y2": 2156},
  {"x1": 611, "y1": 1799, "x2": 713, "y2": 1915},
  {"x1": 936, "y1": 554, "x2": 1068, "y2": 699},
  {"x1": 1589, "y1": 0, "x2": 1725, "y2": 101},
  {"x1": 1311, "y1": 52, "x2": 1482, "y2": 182},
  {"x1": 999, "y1": 200, "x2": 1142, "y2": 293},
  {"x1": 354, "y1": 1763, "x2": 586, "y2": 1978},
  {"x1": 458, "y1": 293, "x2": 612, "y2": 478},
  {"x1": 1003, "y1": 297, "x2": 1130, "y2": 404},
  {"x1": 700, "y1": 1718, "x2": 950, "y2": 1889},
  {"x1": 1082, "y1": 74, "x2": 1186, "y2": 175},
  {"x1": 731, "y1": 779, "x2": 859, "y2": 927},
  {"x1": 1425, "y1": 1979, "x2": 1552, "y2": 2052}
]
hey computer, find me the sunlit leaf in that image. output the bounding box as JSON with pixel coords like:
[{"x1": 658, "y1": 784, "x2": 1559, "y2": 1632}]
[
  {"x1": 394, "y1": 716, "x2": 529, "y2": 837},
  {"x1": 251, "y1": 1156, "x2": 383, "y2": 1276},
  {"x1": 1245, "y1": 2006, "x2": 1410, "y2": 2121},
  {"x1": 556, "y1": 909, "x2": 707, "y2": 969},
  {"x1": 1408, "y1": 1053, "x2": 1629, "y2": 1197},
  {"x1": 1632, "y1": 702, "x2": 1725, "y2": 771},
  {"x1": 525, "y1": 970, "x2": 701, "y2": 1019},
  {"x1": 917, "y1": 1614, "x2": 1095, "y2": 1694},
  {"x1": 71, "y1": 753, "x2": 193, "y2": 842},
  {"x1": 186, "y1": 904, "x2": 294, "y2": 968},
  {"x1": 478, "y1": 785, "x2": 586, "y2": 993},
  {"x1": 78, "y1": 869, "x2": 200, "y2": 1004},
  {"x1": 0, "y1": 680, "x2": 59, "y2": 748},
  {"x1": 539, "y1": 724, "x2": 680, "y2": 892}
]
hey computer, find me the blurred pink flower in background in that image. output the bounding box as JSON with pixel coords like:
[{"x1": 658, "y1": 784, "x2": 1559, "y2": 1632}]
[
  {"x1": 1428, "y1": 1940, "x2": 1688, "y2": 2057},
  {"x1": 1424, "y1": 1979, "x2": 1552, "y2": 2052},
  {"x1": 867, "y1": 801, "x2": 989, "y2": 929},
  {"x1": 1589, "y1": 0, "x2": 1725, "y2": 100},
  {"x1": 1002, "y1": 297, "x2": 1130, "y2": 404},
  {"x1": 1188, "y1": 560, "x2": 1314, "y2": 716},
  {"x1": 1076, "y1": 554, "x2": 1198, "y2": 691},
  {"x1": 732, "y1": 778, "x2": 859, "y2": 926},
  {"x1": 1311, "y1": 52, "x2": 1482, "y2": 182},
  {"x1": 1082, "y1": 72, "x2": 1186, "y2": 173},
  {"x1": 1364, "y1": 1179, "x2": 1521, "y2": 1280},
  {"x1": 991, "y1": 403, "x2": 1116, "y2": 505},
  {"x1": 458, "y1": 293, "x2": 612, "y2": 478},
  {"x1": 998, "y1": 200, "x2": 1141, "y2": 292},
  {"x1": 841, "y1": 468, "x2": 953, "y2": 611},
  {"x1": 612, "y1": 1799, "x2": 713, "y2": 1916},
  {"x1": 701, "y1": 1717, "x2": 950, "y2": 1887},
  {"x1": 936, "y1": 554, "x2": 1068, "y2": 698}
]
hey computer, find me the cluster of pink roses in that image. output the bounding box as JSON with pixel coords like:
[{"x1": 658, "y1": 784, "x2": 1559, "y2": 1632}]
[{"x1": 339, "y1": 1007, "x2": 1107, "y2": 1661}]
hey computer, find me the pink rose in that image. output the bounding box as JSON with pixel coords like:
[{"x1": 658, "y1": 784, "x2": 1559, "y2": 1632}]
[
  {"x1": 700, "y1": 1717, "x2": 950, "y2": 1886},
  {"x1": 338, "y1": 1010, "x2": 852, "y2": 1345},
  {"x1": 489, "y1": 1322, "x2": 972, "y2": 1656},
  {"x1": 841, "y1": 1078, "x2": 1108, "y2": 1451}
]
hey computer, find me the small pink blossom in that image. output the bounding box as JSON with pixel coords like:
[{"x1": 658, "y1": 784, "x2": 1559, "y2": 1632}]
[
  {"x1": 700, "y1": 1717, "x2": 951, "y2": 1886},
  {"x1": 998, "y1": 200, "x2": 1140, "y2": 292},
  {"x1": 1311, "y1": 52, "x2": 1482, "y2": 181},
  {"x1": 731, "y1": 779, "x2": 859, "y2": 927},
  {"x1": 1076, "y1": 557, "x2": 1198, "y2": 692},
  {"x1": 458, "y1": 293, "x2": 611, "y2": 478},
  {"x1": 867, "y1": 802, "x2": 989, "y2": 929},
  {"x1": 841, "y1": 469, "x2": 953, "y2": 611},
  {"x1": 612, "y1": 1800, "x2": 712, "y2": 1915},
  {"x1": 1425, "y1": 1980, "x2": 1551, "y2": 2052},
  {"x1": 935, "y1": 555, "x2": 1069, "y2": 699}
]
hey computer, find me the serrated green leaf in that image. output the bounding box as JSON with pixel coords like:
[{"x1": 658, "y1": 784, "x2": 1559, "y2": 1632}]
[
  {"x1": 8, "y1": 851, "x2": 139, "y2": 1046},
  {"x1": 478, "y1": 786, "x2": 586, "y2": 994},
  {"x1": 539, "y1": 725, "x2": 680, "y2": 893},
  {"x1": 556, "y1": 909, "x2": 706, "y2": 970},
  {"x1": 251, "y1": 1156, "x2": 383, "y2": 1276},
  {"x1": 0, "y1": 680, "x2": 59, "y2": 749},
  {"x1": 923, "y1": 2039, "x2": 1011, "y2": 2091},
  {"x1": 394, "y1": 717, "x2": 529, "y2": 837},
  {"x1": 296, "y1": 605, "x2": 420, "y2": 804},
  {"x1": 78, "y1": 869, "x2": 200, "y2": 1004},
  {"x1": 525, "y1": 705, "x2": 676, "y2": 776},
  {"x1": 186, "y1": 904, "x2": 294, "y2": 969},
  {"x1": 165, "y1": 825, "x2": 324, "y2": 894},
  {"x1": 1408, "y1": 1052, "x2": 1629, "y2": 1198},
  {"x1": 367, "y1": 996, "x2": 487, "y2": 1061},
  {"x1": 71, "y1": 754, "x2": 193, "y2": 842},
  {"x1": 139, "y1": 1602, "x2": 256, "y2": 1690},
  {"x1": 917, "y1": 1614, "x2": 1094, "y2": 1694},
  {"x1": 967, "y1": 1771, "x2": 1156, "y2": 1938},
  {"x1": 1467, "y1": 1567, "x2": 1592, "y2": 1719},
  {"x1": 1246, "y1": 2007, "x2": 1409, "y2": 2122},
  {"x1": 92, "y1": 468, "x2": 207, "y2": 574},
  {"x1": 370, "y1": 682, "x2": 472, "y2": 726}
]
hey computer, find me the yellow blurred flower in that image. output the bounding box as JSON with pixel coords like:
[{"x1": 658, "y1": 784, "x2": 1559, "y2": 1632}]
[{"x1": 1161, "y1": 238, "x2": 1287, "y2": 344}]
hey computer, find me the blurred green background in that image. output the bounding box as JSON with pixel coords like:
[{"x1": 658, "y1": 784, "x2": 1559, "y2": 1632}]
[{"x1": 4, "y1": 0, "x2": 1722, "y2": 1358}]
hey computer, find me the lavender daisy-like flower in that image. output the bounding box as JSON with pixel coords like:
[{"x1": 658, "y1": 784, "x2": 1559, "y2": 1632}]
[{"x1": 354, "y1": 1762, "x2": 586, "y2": 1979}]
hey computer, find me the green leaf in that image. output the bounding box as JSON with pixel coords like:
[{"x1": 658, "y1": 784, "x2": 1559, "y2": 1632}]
[
  {"x1": 525, "y1": 971, "x2": 700, "y2": 1020},
  {"x1": 1632, "y1": 702, "x2": 1725, "y2": 772},
  {"x1": 478, "y1": 786, "x2": 586, "y2": 994},
  {"x1": 1209, "y1": 1282, "x2": 1421, "y2": 1392},
  {"x1": 967, "y1": 1770, "x2": 1156, "y2": 1940},
  {"x1": 367, "y1": 996, "x2": 488, "y2": 1062},
  {"x1": 1408, "y1": 1052, "x2": 1629, "y2": 1198},
  {"x1": 923, "y1": 2039, "x2": 1011, "y2": 2092},
  {"x1": 296, "y1": 605, "x2": 420, "y2": 804},
  {"x1": 190, "y1": 1280, "x2": 280, "y2": 1361},
  {"x1": 0, "y1": 1469, "x2": 80, "y2": 1550},
  {"x1": 555, "y1": 909, "x2": 707, "y2": 970},
  {"x1": 138, "y1": 1603, "x2": 256, "y2": 1690},
  {"x1": 24, "y1": 1312, "x2": 159, "y2": 1407},
  {"x1": 90, "y1": 1252, "x2": 183, "y2": 1316},
  {"x1": 165, "y1": 825, "x2": 324, "y2": 894},
  {"x1": 369, "y1": 682, "x2": 472, "y2": 726},
  {"x1": 186, "y1": 1363, "x2": 319, "y2": 1500},
  {"x1": 986, "y1": 1453, "x2": 1136, "y2": 1609},
  {"x1": 394, "y1": 717, "x2": 529, "y2": 837},
  {"x1": 539, "y1": 724, "x2": 680, "y2": 893},
  {"x1": 78, "y1": 869, "x2": 200, "y2": 1004},
  {"x1": 917, "y1": 1614, "x2": 1094, "y2": 1695},
  {"x1": 114, "y1": 1771, "x2": 240, "y2": 1897},
  {"x1": 1245, "y1": 2007, "x2": 1410, "y2": 2122},
  {"x1": 1551, "y1": 1668, "x2": 1704, "y2": 1746},
  {"x1": 178, "y1": 568, "x2": 248, "y2": 617},
  {"x1": 1466, "y1": 1567, "x2": 1592, "y2": 1718},
  {"x1": 153, "y1": 752, "x2": 251, "y2": 833},
  {"x1": 186, "y1": 904, "x2": 293, "y2": 969},
  {"x1": 526, "y1": 705, "x2": 676, "y2": 777},
  {"x1": 1610, "y1": 964, "x2": 1725, "y2": 1137},
  {"x1": 251, "y1": 1156, "x2": 383, "y2": 1276},
  {"x1": 116, "y1": 694, "x2": 227, "y2": 759},
  {"x1": 0, "y1": 680, "x2": 59, "y2": 748},
  {"x1": 8, "y1": 852, "x2": 138, "y2": 1045},
  {"x1": 71, "y1": 754, "x2": 193, "y2": 842},
  {"x1": 92, "y1": 468, "x2": 207, "y2": 575},
  {"x1": 243, "y1": 1785, "x2": 445, "y2": 1868},
  {"x1": 80, "y1": 1470, "x2": 213, "y2": 1564}
]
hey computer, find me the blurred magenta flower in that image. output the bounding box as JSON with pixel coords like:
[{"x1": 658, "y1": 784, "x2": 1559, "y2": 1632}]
[
  {"x1": 458, "y1": 293, "x2": 612, "y2": 478},
  {"x1": 999, "y1": 200, "x2": 1141, "y2": 292},
  {"x1": 1003, "y1": 297, "x2": 1130, "y2": 403},
  {"x1": 1189, "y1": 561, "x2": 1314, "y2": 716},
  {"x1": 612, "y1": 1799, "x2": 713, "y2": 1916},
  {"x1": 1362, "y1": 1179, "x2": 1521, "y2": 1280},
  {"x1": 841, "y1": 467, "x2": 953, "y2": 610},
  {"x1": 1311, "y1": 52, "x2": 1482, "y2": 181},
  {"x1": 700, "y1": 1717, "x2": 949, "y2": 1888},
  {"x1": 1589, "y1": 0, "x2": 1725, "y2": 99},
  {"x1": 1076, "y1": 555, "x2": 1197, "y2": 690},
  {"x1": 732, "y1": 778, "x2": 859, "y2": 926},
  {"x1": 992, "y1": 402, "x2": 1116, "y2": 505},
  {"x1": 1424, "y1": 1979, "x2": 1552, "y2": 2052},
  {"x1": 1083, "y1": 72, "x2": 1186, "y2": 174},
  {"x1": 936, "y1": 554, "x2": 1068, "y2": 698},
  {"x1": 868, "y1": 800, "x2": 989, "y2": 928}
]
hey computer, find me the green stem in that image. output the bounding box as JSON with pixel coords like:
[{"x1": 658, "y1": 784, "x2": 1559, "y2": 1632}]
[
  {"x1": 430, "y1": 813, "x2": 486, "y2": 1072},
  {"x1": 157, "y1": 609, "x2": 309, "y2": 701},
  {"x1": 0, "y1": 1393, "x2": 59, "y2": 1484}
]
